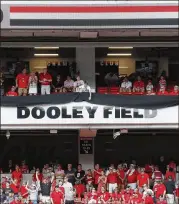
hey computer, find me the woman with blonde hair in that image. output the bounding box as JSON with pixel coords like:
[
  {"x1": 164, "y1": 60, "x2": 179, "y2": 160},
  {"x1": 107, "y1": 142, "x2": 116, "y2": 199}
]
[{"x1": 28, "y1": 72, "x2": 38, "y2": 95}]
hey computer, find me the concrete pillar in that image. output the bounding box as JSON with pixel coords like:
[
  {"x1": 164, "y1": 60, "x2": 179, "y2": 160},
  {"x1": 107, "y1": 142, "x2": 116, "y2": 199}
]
[
  {"x1": 76, "y1": 47, "x2": 96, "y2": 92},
  {"x1": 78, "y1": 137, "x2": 94, "y2": 170},
  {"x1": 158, "y1": 57, "x2": 169, "y2": 77}
]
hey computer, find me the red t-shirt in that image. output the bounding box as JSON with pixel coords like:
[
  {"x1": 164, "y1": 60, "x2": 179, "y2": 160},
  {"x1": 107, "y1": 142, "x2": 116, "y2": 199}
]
[
  {"x1": 39, "y1": 73, "x2": 52, "y2": 85},
  {"x1": 133, "y1": 80, "x2": 145, "y2": 88},
  {"x1": 94, "y1": 169, "x2": 102, "y2": 185},
  {"x1": 2, "y1": 181, "x2": 6, "y2": 189},
  {"x1": 126, "y1": 170, "x2": 138, "y2": 183},
  {"x1": 16, "y1": 73, "x2": 29, "y2": 88},
  {"x1": 169, "y1": 91, "x2": 179, "y2": 95},
  {"x1": 175, "y1": 188, "x2": 179, "y2": 197},
  {"x1": 131, "y1": 196, "x2": 143, "y2": 204},
  {"x1": 165, "y1": 171, "x2": 176, "y2": 181},
  {"x1": 137, "y1": 173, "x2": 149, "y2": 187},
  {"x1": 153, "y1": 184, "x2": 166, "y2": 199},
  {"x1": 169, "y1": 161, "x2": 176, "y2": 170},
  {"x1": 145, "y1": 165, "x2": 153, "y2": 179},
  {"x1": 10, "y1": 183, "x2": 19, "y2": 194},
  {"x1": 87, "y1": 192, "x2": 98, "y2": 200},
  {"x1": 107, "y1": 172, "x2": 118, "y2": 184},
  {"x1": 20, "y1": 186, "x2": 28, "y2": 198},
  {"x1": 98, "y1": 192, "x2": 110, "y2": 202},
  {"x1": 144, "y1": 195, "x2": 154, "y2": 204},
  {"x1": 111, "y1": 192, "x2": 121, "y2": 201},
  {"x1": 6, "y1": 91, "x2": 18, "y2": 96},
  {"x1": 117, "y1": 169, "x2": 125, "y2": 184},
  {"x1": 32, "y1": 173, "x2": 43, "y2": 182},
  {"x1": 12, "y1": 170, "x2": 22, "y2": 182},
  {"x1": 51, "y1": 191, "x2": 63, "y2": 204}
]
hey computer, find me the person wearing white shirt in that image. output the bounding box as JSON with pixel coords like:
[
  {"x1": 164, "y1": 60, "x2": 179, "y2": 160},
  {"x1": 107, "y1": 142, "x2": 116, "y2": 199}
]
[
  {"x1": 73, "y1": 76, "x2": 84, "y2": 92},
  {"x1": 63, "y1": 177, "x2": 74, "y2": 204},
  {"x1": 146, "y1": 80, "x2": 155, "y2": 95},
  {"x1": 120, "y1": 77, "x2": 132, "y2": 93},
  {"x1": 64, "y1": 76, "x2": 74, "y2": 92},
  {"x1": 77, "y1": 81, "x2": 91, "y2": 100}
]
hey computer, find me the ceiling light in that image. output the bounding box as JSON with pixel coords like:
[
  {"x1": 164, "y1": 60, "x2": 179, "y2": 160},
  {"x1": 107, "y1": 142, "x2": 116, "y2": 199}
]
[
  {"x1": 107, "y1": 53, "x2": 132, "y2": 56},
  {"x1": 108, "y1": 47, "x2": 133, "y2": 49},
  {"x1": 34, "y1": 47, "x2": 59, "y2": 49},
  {"x1": 34, "y1": 54, "x2": 59, "y2": 57}
]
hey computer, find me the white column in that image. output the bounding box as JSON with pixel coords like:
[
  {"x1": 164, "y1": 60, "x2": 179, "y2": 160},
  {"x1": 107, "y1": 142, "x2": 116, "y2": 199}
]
[
  {"x1": 76, "y1": 47, "x2": 96, "y2": 92},
  {"x1": 78, "y1": 137, "x2": 94, "y2": 171},
  {"x1": 158, "y1": 57, "x2": 169, "y2": 77}
]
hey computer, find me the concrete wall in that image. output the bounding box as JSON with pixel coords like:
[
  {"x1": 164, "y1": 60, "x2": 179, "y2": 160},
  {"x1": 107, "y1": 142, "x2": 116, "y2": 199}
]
[{"x1": 76, "y1": 47, "x2": 96, "y2": 90}]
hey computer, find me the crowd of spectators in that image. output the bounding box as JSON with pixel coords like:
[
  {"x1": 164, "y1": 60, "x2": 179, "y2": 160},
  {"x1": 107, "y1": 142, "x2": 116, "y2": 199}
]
[
  {"x1": 3, "y1": 68, "x2": 91, "y2": 98},
  {"x1": 103, "y1": 74, "x2": 179, "y2": 95},
  {"x1": 1, "y1": 68, "x2": 179, "y2": 97},
  {"x1": 0, "y1": 157, "x2": 179, "y2": 204}
]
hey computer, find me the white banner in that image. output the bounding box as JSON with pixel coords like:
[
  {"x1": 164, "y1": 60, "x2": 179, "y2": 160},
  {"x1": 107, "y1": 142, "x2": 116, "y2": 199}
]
[{"x1": 1, "y1": 102, "x2": 179, "y2": 129}]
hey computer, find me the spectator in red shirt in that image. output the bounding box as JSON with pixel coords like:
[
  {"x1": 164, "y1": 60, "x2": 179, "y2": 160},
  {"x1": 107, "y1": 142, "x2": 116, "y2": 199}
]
[
  {"x1": 20, "y1": 161, "x2": 29, "y2": 174},
  {"x1": 137, "y1": 167, "x2": 150, "y2": 192},
  {"x1": 170, "y1": 85, "x2": 179, "y2": 95},
  {"x1": 51, "y1": 186, "x2": 63, "y2": 204},
  {"x1": 6, "y1": 86, "x2": 18, "y2": 96},
  {"x1": 93, "y1": 164, "x2": 102, "y2": 190},
  {"x1": 156, "y1": 195, "x2": 167, "y2": 204},
  {"x1": 157, "y1": 86, "x2": 168, "y2": 95},
  {"x1": 20, "y1": 181, "x2": 29, "y2": 202},
  {"x1": 165, "y1": 167, "x2": 176, "y2": 181},
  {"x1": 10, "y1": 179, "x2": 20, "y2": 195},
  {"x1": 152, "y1": 166, "x2": 164, "y2": 183},
  {"x1": 98, "y1": 186, "x2": 110, "y2": 203},
  {"x1": 107, "y1": 167, "x2": 118, "y2": 193},
  {"x1": 144, "y1": 190, "x2": 154, "y2": 204},
  {"x1": 39, "y1": 68, "x2": 52, "y2": 95},
  {"x1": 126, "y1": 164, "x2": 138, "y2": 190},
  {"x1": 133, "y1": 76, "x2": 145, "y2": 93},
  {"x1": 86, "y1": 187, "x2": 98, "y2": 203},
  {"x1": 32, "y1": 168, "x2": 43, "y2": 182},
  {"x1": 16, "y1": 68, "x2": 29, "y2": 96},
  {"x1": 111, "y1": 187, "x2": 121, "y2": 202},
  {"x1": 117, "y1": 164, "x2": 125, "y2": 190},
  {"x1": 12, "y1": 165, "x2": 22, "y2": 184},
  {"x1": 153, "y1": 180, "x2": 166, "y2": 201}
]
